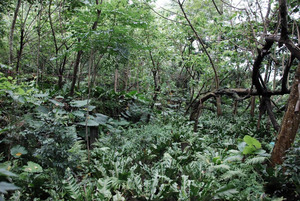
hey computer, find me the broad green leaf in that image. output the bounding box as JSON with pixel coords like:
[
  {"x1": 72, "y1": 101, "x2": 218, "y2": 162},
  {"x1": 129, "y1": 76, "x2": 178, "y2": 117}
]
[
  {"x1": 49, "y1": 99, "x2": 64, "y2": 107},
  {"x1": 242, "y1": 146, "x2": 256, "y2": 155},
  {"x1": 112, "y1": 191, "x2": 125, "y2": 201},
  {"x1": 214, "y1": 185, "x2": 238, "y2": 199},
  {"x1": 34, "y1": 93, "x2": 49, "y2": 98},
  {"x1": 237, "y1": 142, "x2": 246, "y2": 152},
  {"x1": 23, "y1": 162, "x2": 43, "y2": 173},
  {"x1": 0, "y1": 182, "x2": 20, "y2": 194},
  {"x1": 77, "y1": 119, "x2": 99, "y2": 126},
  {"x1": 95, "y1": 113, "x2": 109, "y2": 125},
  {"x1": 0, "y1": 168, "x2": 17, "y2": 177},
  {"x1": 72, "y1": 110, "x2": 85, "y2": 117},
  {"x1": 35, "y1": 106, "x2": 50, "y2": 114},
  {"x1": 243, "y1": 135, "x2": 261, "y2": 149},
  {"x1": 70, "y1": 100, "x2": 88, "y2": 107},
  {"x1": 87, "y1": 105, "x2": 96, "y2": 111},
  {"x1": 10, "y1": 145, "x2": 27, "y2": 158}
]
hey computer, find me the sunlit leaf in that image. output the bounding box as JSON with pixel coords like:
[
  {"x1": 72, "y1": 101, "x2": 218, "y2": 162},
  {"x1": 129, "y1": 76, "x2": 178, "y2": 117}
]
[
  {"x1": 11, "y1": 145, "x2": 27, "y2": 158},
  {"x1": 23, "y1": 162, "x2": 43, "y2": 173}
]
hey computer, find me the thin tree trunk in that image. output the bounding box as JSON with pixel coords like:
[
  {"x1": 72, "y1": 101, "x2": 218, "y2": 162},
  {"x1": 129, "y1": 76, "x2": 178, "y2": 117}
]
[
  {"x1": 9, "y1": 0, "x2": 22, "y2": 67},
  {"x1": 36, "y1": 4, "x2": 42, "y2": 87},
  {"x1": 178, "y1": 0, "x2": 221, "y2": 117},
  {"x1": 58, "y1": 55, "x2": 67, "y2": 89},
  {"x1": 216, "y1": 96, "x2": 222, "y2": 116},
  {"x1": 233, "y1": 100, "x2": 238, "y2": 115},
  {"x1": 114, "y1": 68, "x2": 118, "y2": 93},
  {"x1": 273, "y1": 62, "x2": 278, "y2": 91},
  {"x1": 15, "y1": 28, "x2": 25, "y2": 74},
  {"x1": 70, "y1": 49, "x2": 82, "y2": 96},
  {"x1": 148, "y1": 50, "x2": 161, "y2": 109},
  {"x1": 77, "y1": 62, "x2": 81, "y2": 90},
  {"x1": 70, "y1": 0, "x2": 103, "y2": 96},
  {"x1": 124, "y1": 64, "x2": 129, "y2": 92},
  {"x1": 250, "y1": 96, "x2": 256, "y2": 117}
]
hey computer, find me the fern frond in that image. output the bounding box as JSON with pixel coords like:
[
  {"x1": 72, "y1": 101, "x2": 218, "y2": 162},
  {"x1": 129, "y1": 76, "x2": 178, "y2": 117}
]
[
  {"x1": 221, "y1": 169, "x2": 246, "y2": 180},
  {"x1": 63, "y1": 174, "x2": 81, "y2": 200},
  {"x1": 246, "y1": 156, "x2": 266, "y2": 165},
  {"x1": 210, "y1": 164, "x2": 230, "y2": 171},
  {"x1": 224, "y1": 155, "x2": 243, "y2": 163}
]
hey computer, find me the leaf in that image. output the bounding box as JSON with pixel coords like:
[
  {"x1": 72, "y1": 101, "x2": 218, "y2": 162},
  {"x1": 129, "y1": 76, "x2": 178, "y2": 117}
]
[
  {"x1": 10, "y1": 145, "x2": 27, "y2": 158},
  {"x1": 34, "y1": 93, "x2": 49, "y2": 98},
  {"x1": 0, "y1": 168, "x2": 17, "y2": 177},
  {"x1": 0, "y1": 182, "x2": 20, "y2": 194},
  {"x1": 242, "y1": 146, "x2": 256, "y2": 155},
  {"x1": 224, "y1": 155, "x2": 243, "y2": 163},
  {"x1": 35, "y1": 106, "x2": 50, "y2": 114},
  {"x1": 221, "y1": 170, "x2": 246, "y2": 180},
  {"x1": 214, "y1": 185, "x2": 238, "y2": 199},
  {"x1": 95, "y1": 113, "x2": 109, "y2": 125},
  {"x1": 237, "y1": 142, "x2": 246, "y2": 152},
  {"x1": 23, "y1": 162, "x2": 43, "y2": 173},
  {"x1": 72, "y1": 110, "x2": 85, "y2": 117},
  {"x1": 243, "y1": 135, "x2": 261, "y2": 149},
  {"x1": 49, "y1": 99, "x2": 64, "y2": 107},
  {"x1": 112, "y1": 191, "x2": 125, "y2": 201},
  {"x1": 246, "y1": 156, "x2": 266, "y2": 165},
  {"x1": 87, "y1": 105, "x2": 96, "y2": 111},
  {"x1": 210, "y1": 164, "x2": 230, "y2": 170},
  {"x1": 70, "y1": 100, "x2": 88, "y2": 107},
  {"x1": 77, "y1": 119, "x2": 99, "y2": 126}
]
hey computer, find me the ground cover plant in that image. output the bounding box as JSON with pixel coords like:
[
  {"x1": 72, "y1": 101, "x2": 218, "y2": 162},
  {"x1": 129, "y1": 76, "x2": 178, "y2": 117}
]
[{"x1": 1, "y1": 0, "x2": 300, "y2": 200}]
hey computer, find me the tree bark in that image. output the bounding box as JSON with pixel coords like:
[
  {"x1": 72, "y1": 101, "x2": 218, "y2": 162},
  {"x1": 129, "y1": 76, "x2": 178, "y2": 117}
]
[
  {"x1": 114, "y1": 68, "x2": 118, "y2": 93},
  {"x1": 70, "y1": 49, "x2": 82, "y2": 96},
  {"x1": 70, "y1": 0, "x2": 103, "y2": 96},
  {"x1": 15, "y1": 27, "x2": 25, "y2": 74},
  {"x1": 250, "y1": 96, "x2": 256, "y2": 117},
  {"x1": 178, "y1": 0, "x2": 222, "y2": 118},
  {"x1": 271, "y1": 63, "x2": 300, "y2": 165},
  {"x1": 9, "y1": 0, "x2": 22, "y2": 67}
]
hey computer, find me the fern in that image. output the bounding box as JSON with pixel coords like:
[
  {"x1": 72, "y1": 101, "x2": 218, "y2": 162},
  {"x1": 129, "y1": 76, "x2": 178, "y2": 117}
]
[
  {"x1": 210, "y1": 164, "x2": 230, "y2": 171},
  {"x1": 246, "y1": 156, "x2": 266, "y2": 165},
  {"x1": 221, "y1": 169, "x2": 246, "y2": 180},
  {"x1": 63, "y1": 173, "x2": 81, "y2": 200},
  {"x1": 224, "y1": 155, "x2": 243, "y2": 163}
]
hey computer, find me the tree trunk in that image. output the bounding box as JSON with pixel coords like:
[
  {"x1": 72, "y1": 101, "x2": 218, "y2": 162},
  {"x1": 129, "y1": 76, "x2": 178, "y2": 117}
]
[
  {"x1": 233, "y1": 100, "x2": 238, "y2": 115},
  {"x1": 70, "y1": 49, "x2": 82, "y2": 96},
  {"x1": 9, "y1": 0, "x2": 22, "y2": 67},
  {"x1": 271, "y1": 63, "x2": 300, "y2": 165},
  {"x1": 36, "y1": 4, "x2": 42, "y2": 86},
  {"x1": 89, "y1": 126, "x2": 99, "y2": 148},
  {"x1": 58, "y1": 55, "x2": 67, "y2": 89},
  {"x1": 114, "y1": 68, "x2": 118, "y2": 93},
  {"x1": 216, "y1": 96, "x2": 222, "y2": 116},
  {"x1": 15, "y1": 28, "x2": 25, "y2": 74},
  {"x1": 69, "y1": 0, "x2": 102, "y2": 96},
  {"x1": 250, "y1": 96, "x2": 255, "y2": 117}
]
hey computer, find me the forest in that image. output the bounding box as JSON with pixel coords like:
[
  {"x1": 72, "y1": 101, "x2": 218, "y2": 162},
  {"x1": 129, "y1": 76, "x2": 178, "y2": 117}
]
[{"x1": 0, "y1": 0, "x2": 300, "y2": 200}]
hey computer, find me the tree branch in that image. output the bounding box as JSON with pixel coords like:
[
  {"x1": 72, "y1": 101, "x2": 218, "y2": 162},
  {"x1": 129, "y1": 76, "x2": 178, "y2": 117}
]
[{"x1": 177, "y1": 0, "x2": 220, "y2": 90}]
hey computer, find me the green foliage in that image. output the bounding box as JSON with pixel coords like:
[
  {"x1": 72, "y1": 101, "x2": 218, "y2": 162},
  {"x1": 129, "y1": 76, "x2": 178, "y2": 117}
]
[
  {"x1": 0, "y1": 163, "x2": 19, "y2": 200},
  {"x1": 242, "y1": 135, "x2": 262, "y2": 155},
  {"x1": 10, "y1": 146, "x2": 27, "y2": 159},
  {"x1": 0, "y1": 0, "x2": 297, "y2": 200},
  {"x1": 23, "y1": 162, "x2": 43, "y2": 173},
  {"x1": 79, "y1": 114, "x2": 272, "y2": 200}
]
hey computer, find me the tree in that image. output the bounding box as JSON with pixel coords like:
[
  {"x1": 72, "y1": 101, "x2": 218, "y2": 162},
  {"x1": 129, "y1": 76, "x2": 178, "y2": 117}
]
[
  {"x1": 270, "y1": 0, "x2": 300, "y2": 165},
  {"x1": 9, "y1": 0, "x2": 21, "y2": 68}
]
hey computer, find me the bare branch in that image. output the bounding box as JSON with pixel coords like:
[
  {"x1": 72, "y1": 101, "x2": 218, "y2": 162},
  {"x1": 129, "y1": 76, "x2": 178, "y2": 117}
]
[
  {"x1": 177, "y1": 0, "x2": 220, "y2": 90},
  {"x1": 212, "y1": 0, "x2": 223, "y2": 15}
]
